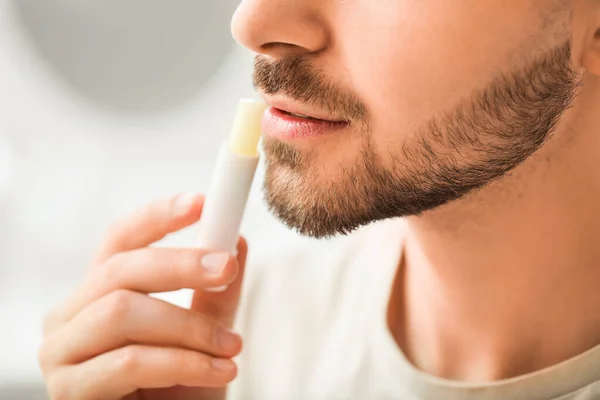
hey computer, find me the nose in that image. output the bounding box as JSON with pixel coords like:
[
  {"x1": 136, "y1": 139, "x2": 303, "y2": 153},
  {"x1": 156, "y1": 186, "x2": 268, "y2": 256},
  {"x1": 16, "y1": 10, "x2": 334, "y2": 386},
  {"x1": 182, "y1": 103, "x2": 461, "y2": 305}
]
[{"x1": 231, "y1": 0, "x2": 329, "y2": 58}]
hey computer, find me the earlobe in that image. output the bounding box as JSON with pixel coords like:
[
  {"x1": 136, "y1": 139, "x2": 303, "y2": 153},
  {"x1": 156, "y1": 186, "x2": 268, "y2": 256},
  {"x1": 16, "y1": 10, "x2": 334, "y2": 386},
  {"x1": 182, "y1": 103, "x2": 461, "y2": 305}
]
[{"x1": 581, "y1": 29, "x2": 600, "y2": 75}]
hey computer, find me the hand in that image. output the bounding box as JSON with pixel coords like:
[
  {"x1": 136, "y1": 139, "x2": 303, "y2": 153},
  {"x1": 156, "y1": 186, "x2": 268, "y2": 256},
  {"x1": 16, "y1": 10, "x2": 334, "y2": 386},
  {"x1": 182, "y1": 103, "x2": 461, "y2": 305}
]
[{"x1": 38, "y1": 194, "x2": 248, "y2": 400}]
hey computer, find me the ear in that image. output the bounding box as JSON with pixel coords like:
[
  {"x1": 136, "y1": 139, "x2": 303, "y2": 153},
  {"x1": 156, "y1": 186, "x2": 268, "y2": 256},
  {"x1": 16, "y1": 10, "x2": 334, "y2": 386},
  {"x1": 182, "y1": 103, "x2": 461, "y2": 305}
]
[
  {"x1": 581, "y1": 28, "x2": 600, "y2": 75},
  {"x1": 580, "y1": 1, "x2": 600, "y2": 75}
]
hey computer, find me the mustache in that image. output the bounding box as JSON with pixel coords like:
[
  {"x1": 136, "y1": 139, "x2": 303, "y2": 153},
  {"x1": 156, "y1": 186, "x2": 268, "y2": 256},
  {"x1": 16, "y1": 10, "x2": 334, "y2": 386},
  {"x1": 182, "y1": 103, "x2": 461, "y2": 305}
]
[{"x1": 252, "y1": 54, "x2": 366, "y2": 122}]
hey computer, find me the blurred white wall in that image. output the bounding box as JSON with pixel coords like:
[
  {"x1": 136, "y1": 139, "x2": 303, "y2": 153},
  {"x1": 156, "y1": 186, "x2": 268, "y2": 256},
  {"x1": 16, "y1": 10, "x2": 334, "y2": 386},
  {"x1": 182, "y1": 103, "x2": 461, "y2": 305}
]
[{"x1": 0, "y1": 0, "x2": 298, "y2": 393}]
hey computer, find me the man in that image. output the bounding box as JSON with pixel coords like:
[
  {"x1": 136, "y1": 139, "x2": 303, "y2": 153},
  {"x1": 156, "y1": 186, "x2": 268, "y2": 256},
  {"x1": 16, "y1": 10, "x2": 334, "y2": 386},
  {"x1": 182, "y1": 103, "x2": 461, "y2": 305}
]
[{"x1": 38, "y1": 0, "x2": 600, "y2": 399}]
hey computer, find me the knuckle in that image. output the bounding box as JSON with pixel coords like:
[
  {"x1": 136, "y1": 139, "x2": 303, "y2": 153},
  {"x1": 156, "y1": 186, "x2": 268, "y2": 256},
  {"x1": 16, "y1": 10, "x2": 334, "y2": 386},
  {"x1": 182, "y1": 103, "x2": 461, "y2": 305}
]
[
  {"x1": 166, "y1": 249, "x2": 202, "y2": 280},
  {"x1": 186, "y1": 312, "x2": 214, "y2": 349},
  {"x1": 99, "y1": 290, "x2": 132, "y2": 324},
  {"x1": 174, "y1": 349, "x2": 208, "y2": 377},
  {"x1": 186, "y1": 250, "x2": 206, "y2": 275},
  {"x1": 114, "y1": 346, "x2": 142, "y2": 375},
  {"x1": 164, "y1": 249, "x2": 184, "y2": 277},
  {"x1": 98, "y1": 253, "x2": 125, "y2": 287}
]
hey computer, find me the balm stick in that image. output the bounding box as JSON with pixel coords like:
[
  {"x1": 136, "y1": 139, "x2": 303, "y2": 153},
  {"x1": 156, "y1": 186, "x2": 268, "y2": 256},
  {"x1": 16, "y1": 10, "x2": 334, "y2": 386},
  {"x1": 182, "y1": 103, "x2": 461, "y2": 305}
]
[
  {"x1": 180, "y1": 99, "x2": 266, "y2": 299},
  {"x1": 197, "y1": 99, "x2": 265, "y2": 254}
]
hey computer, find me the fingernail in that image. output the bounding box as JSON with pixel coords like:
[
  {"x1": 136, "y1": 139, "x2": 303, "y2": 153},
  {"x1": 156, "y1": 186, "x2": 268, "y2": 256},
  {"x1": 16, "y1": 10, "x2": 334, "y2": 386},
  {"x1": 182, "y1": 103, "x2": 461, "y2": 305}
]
[
  {"x1": 201, "y1": 253, "x2": 229, "y2": 276},
  {"x1": 211, "y1": 358, "x2": 235, "y2": 373},
  {"x1": 215, "y1": 327, "x2": 241, "y2": 351},
  {"x1": 173, "y1": 193, "x2": 198, "y2": 216}
]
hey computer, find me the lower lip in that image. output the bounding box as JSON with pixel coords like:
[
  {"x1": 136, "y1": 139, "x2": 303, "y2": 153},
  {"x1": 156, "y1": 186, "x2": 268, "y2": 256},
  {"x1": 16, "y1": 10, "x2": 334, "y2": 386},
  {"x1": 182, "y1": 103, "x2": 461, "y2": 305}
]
[{"x1": 261, "y1": 107, "x2": 348, "y2": 140}]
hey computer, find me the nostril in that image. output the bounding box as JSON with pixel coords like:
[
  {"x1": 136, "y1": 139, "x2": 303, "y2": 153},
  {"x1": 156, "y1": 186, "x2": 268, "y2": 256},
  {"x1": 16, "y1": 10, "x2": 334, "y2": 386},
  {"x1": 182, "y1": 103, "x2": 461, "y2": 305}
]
[
  {"x1": 261, "y1": 41, "x2": 313, "y2": 55},
  {"x1": 231, "y1": 0, "x2": 330, "y2": 56}
]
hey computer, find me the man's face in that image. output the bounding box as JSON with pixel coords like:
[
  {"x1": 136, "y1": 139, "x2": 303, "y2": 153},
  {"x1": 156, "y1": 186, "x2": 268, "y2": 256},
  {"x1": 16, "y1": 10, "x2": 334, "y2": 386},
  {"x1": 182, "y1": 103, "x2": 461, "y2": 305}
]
[{"x1": 232, "y1": 0, "x2": 581, "y2": 238}]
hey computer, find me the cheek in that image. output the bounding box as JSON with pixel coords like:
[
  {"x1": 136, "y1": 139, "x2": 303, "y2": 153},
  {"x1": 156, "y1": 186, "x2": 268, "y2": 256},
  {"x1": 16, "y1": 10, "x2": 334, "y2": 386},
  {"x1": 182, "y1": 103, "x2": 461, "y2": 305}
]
[{"x1": 335, "y1": 0, "x2": 543, "y2": 150}]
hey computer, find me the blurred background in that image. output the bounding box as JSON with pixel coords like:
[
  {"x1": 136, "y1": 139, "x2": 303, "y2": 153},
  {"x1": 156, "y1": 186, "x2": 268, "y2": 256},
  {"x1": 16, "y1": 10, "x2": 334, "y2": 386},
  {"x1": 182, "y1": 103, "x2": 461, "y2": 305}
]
[{"x1": 0, "y1": 1, "x2": 298, "y2": 398}]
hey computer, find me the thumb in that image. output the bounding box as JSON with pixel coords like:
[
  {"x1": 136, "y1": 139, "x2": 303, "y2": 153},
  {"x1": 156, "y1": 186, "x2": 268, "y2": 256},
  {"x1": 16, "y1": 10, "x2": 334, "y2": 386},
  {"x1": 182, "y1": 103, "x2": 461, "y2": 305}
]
[{"x1": 190, "y1": 237, "x2": 248, "y2": 329}]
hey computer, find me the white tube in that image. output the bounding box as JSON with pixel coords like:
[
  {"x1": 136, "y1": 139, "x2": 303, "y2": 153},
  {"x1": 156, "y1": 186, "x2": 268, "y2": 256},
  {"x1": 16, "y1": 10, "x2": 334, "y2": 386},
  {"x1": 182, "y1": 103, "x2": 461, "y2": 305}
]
[
  {"x1": 197, "y1": 145, "x2": 259, "y2": 254},
  {"x1": 176, "y1": 99, "x2": 265, "y2": 305}
]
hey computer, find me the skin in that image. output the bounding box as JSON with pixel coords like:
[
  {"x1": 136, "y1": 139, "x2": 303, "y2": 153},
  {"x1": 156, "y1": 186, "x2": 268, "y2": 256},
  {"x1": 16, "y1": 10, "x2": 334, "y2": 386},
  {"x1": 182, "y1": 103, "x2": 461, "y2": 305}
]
[
  {"x1": 40, "y1": 0, "x2": 600, "y2": 398},
  {"x1": 246, "y1": 1, "x2": 580, "y2": 238},
  {"x1": 39, "y1": 194, "x2": 246, "y2": 399},
  {"x1": 232, "y1": 0, "x2": 600, "y2": 382}
]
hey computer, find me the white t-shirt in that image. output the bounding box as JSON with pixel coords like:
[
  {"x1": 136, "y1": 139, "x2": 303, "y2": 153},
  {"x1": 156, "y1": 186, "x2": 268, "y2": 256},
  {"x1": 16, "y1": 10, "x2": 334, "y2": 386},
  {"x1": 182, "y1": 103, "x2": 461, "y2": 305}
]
[{"x1": 229, "y1": 219, "x2": 600, "y2": 400}]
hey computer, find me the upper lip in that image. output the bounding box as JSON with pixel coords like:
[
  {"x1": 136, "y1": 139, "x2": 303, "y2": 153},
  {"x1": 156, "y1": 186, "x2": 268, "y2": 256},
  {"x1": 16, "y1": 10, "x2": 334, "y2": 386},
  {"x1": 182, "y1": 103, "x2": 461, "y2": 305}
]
[{"x1": 260, "y1": 94, "x2": 347, "y2": 123}]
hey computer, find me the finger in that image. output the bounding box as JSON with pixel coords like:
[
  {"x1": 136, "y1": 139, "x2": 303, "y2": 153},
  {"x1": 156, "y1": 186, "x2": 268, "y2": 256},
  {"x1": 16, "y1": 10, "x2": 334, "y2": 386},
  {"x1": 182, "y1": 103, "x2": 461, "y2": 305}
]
[
  {"x1": 94, "y1": 193, "x2": 204, "y2": 264},
  {"x1": 40, "y1": 291, "x2": 242, "y2": 371},
  {"x1": 191, "y1": 237, "x2": 248, "y2": 329},
  {"x1": 44, "y1": 248, "x2": 239, "y2": 335},
  {"x1": 47, "y1": 346, "x2": 237, "y2": 400},
  {"x1": 187, "y1": 238, "x2": 249, "y2": 400}
]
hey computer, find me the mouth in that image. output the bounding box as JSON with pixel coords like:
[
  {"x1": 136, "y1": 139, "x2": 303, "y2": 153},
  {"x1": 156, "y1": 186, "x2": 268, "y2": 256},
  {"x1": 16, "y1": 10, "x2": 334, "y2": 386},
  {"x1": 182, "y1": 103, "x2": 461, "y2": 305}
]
[
  {"x1": 277, "y1": 109, "x2": 326, "y2": 121},
  {"x1": 261, "y1": 97, "x2": 349, "y2": 140}
]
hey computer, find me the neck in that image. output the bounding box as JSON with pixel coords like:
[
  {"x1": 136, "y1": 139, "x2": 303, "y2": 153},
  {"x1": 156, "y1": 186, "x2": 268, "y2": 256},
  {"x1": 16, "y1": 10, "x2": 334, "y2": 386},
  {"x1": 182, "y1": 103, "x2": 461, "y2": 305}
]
[{"x1": 391, "y1": 75, "x2": 600, "y2": 381}]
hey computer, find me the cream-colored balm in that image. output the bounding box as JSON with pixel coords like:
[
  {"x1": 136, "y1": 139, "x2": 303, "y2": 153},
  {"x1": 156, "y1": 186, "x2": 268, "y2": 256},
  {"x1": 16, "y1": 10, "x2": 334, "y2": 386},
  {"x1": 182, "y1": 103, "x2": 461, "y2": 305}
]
[{"x1": 228, "y1": 99, "x2": 266, "y2": 157}]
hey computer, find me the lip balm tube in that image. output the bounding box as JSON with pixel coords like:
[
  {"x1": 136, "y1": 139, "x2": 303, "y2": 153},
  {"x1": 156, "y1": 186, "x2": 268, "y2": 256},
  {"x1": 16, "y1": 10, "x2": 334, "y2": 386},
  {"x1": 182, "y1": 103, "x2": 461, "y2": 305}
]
[
  {"x1": 182, "y1": 99, "x2": 266, "y2": 305},
  {"x1": 197, "y1": 99, "x2": 266, "y2": 255}
]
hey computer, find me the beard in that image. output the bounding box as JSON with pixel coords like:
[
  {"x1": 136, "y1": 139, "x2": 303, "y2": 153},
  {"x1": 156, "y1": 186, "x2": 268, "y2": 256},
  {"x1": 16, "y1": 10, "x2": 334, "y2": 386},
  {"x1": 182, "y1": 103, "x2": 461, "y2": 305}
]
[{"x1": 254, "y1": 42, "x2": 581, "y2": 238}]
